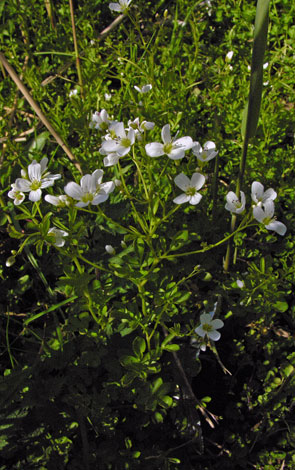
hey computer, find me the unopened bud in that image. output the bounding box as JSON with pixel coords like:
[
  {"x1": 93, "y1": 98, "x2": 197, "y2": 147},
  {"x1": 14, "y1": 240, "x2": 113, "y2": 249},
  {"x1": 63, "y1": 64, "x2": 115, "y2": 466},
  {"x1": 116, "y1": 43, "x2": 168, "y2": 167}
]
[
  {"x1": 6, "y1": 256, "x2": 16, "y2": 267},
  {"x1": 105, "y1": 245, "x2": 115, "y2": 255}
]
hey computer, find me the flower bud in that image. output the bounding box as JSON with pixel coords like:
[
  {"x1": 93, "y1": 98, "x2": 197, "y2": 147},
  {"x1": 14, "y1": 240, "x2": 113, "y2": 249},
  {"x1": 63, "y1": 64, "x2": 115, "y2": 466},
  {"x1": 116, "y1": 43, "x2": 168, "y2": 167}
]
[
  {"x1": 105, "y1": 245, "x2": 115, "y2": 255},
  {"x1": 6, "y1": 256, "x2": 16, "y2": 267}
]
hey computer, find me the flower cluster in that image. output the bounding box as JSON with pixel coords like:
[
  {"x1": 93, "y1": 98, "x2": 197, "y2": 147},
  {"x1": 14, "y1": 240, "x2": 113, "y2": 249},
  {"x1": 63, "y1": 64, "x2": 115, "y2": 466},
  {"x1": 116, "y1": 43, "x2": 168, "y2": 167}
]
[
  {"x1": 8, "y1": 157, "x2": 61, "y2": 204},
  {"x1": 225, "y1": 181, "x2": 286, "y2": 236},
  {"x1": 92, "y1": 111, "x2": 155, "y2": 167}
]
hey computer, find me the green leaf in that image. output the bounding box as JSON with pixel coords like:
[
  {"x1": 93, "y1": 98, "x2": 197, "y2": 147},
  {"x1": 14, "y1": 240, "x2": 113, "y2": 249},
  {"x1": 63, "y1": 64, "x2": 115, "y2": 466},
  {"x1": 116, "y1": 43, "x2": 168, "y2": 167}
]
[
  {"x1": 241, "y1": 0, "x2": 270, "y2": 138},
  {"x1": 0, "y1": 214, "x2": 7, "y2": 226},
  {"x1": 274, "y1": 301, "x2": 288, "y2": 313},
  {"x1": 8, "y1": 225, "x2": 24, "y2": 239},
  {"x1": 121, "y1": 371, "x2": 137, "y2": 387},
  {"x1": 132, "y1": 336, "x2": 146, "y2": 358},
  {"x1": 28, "y1": 131, "x2": 50, "y2": 156},
  {"x1": 161, "y1": 332, "x2": 176, "y2": 348},
  {"x1": 162, "y1": 344, "x2": 180, "y2": 352},
  {"x1": 151, "y1": 377, "x2": 163, "y2": 395}
]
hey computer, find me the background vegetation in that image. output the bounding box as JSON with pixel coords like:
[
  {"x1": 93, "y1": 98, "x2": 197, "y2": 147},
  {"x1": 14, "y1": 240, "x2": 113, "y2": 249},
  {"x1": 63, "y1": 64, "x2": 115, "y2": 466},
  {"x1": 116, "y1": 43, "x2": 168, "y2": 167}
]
[{"x1": 0, "y1": 0, "x2": 295, "y2": 468}]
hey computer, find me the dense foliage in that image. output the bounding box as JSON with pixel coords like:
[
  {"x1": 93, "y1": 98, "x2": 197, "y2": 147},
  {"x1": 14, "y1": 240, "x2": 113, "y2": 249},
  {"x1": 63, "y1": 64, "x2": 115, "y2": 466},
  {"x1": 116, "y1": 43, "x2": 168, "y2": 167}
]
[{"x1": 1, "y1": 0, "x2": 295, "y2": 469}]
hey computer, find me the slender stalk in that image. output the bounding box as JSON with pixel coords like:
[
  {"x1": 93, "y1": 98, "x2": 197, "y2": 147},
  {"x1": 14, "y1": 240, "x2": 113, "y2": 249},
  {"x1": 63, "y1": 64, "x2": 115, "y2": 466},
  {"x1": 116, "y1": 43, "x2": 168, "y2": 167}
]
[
  {"x1": 69, "y1": 0, "x2": 84, "y2": 95},
  {"x1": 211, "y1": 148, "x2": 220, "y2": 222},
  {"x1": 224, "y1": 135, "x2": 249, "y2": 272}
]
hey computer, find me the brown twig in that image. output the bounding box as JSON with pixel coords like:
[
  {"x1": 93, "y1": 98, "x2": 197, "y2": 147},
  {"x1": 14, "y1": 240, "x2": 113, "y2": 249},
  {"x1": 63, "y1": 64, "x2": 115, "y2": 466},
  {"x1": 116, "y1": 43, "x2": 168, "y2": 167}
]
[
  {"x1": 0, "y1": 51, "x2": 82, "y2": 173},
  {"x1": 69, "y1": 0, "x2": 84, "y2": 96}
]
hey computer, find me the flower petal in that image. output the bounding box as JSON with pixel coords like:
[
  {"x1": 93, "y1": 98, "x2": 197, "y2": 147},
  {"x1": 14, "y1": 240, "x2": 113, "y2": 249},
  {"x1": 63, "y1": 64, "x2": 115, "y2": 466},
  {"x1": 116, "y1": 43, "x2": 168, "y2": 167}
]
[
  {"x1": 174, "y1": 173, "x2": 190, "y2": 191},
  {"x1": 65, "y1": 182, "x2": 83, "y2": 200},
  {"x1": 263, "y1": 199, "x2": 275, "y2": 218},
  {"x1": 15, "y1": 178, "x2": 31, "y2": 192},
  {"x1": 191, "y1": 172, "x2": 205, "y2": 191},
  {"x1": 28, "y1": 162, "x2": 41, "y2": 181},
  {"x1": 211, "y1": 319, "x2": 224, "y2": 329},
  {"x1": 109, "y1": 3, "x2": 122, "y2": 12},
  {"x1": 208, "y1": 330, "x2": 221, "y2": 341},
  {"x1": 104, "y1": 154, "x2": 120, "y2": 166},
  {"x1": 161, "y1": 124, "x2": 171, "y2": 144},
  {"x1": 145, "y1": 143, "x2": 164, "y2": 157},
  {"x1": 173, "y1": 194, "x2": 190, "y2": 204},
  {"x1": 100, "y1": 181, "x2": 115, "y2": 194},
  {"x1": 168, "y1": 148, "x2": 185, "y2": 160},
  {"x1": 92, "y1": 193, "x2": 109, "y2": 205},
  {"x1": 195, "y1": 326, "x2": 206, "y2": 338},
  {"x1": 265, "y1": 220, "x2": 287, "y2": 236},
  {"x1": 173, "y1": 136, "x2": 193, "y2": 151},
  {"x1": 189, "y1": 193, "x2": 202, "y2": 205},
  {"x1": 29, "y1": 189, "x2": 42, "y2": 202},
  {"x1": 253, "y1": 205, "x2": 265, "y2": 223},
  {"x1": 263, "y1": 188, "x2": 277, "y2": 201}
]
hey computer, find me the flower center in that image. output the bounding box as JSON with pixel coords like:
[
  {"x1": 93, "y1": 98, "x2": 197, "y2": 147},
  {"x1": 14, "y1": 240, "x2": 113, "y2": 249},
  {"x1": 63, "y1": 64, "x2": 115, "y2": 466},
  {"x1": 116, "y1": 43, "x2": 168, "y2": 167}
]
[
  {"x1": 202, "y1": 323, "x2": 213, "y2": 333},
  {"x1": 15, "y1": 192, "x2": 23, "y2": 200},
  {"x1": 30, "y1": 180, "x2": 41, "y2": 191},
  {"x1": 100, "y1": 121, "x2": 108, "y2": 132},
  {"x1": 121, "y1": 137, "x2": 131, "y2": 148},
  {"x1": 109, "y1": 129, "x2": 117, "y2": 139},
  {"x1": 163, "y1": 143, "x2": 173, "y2": 154},
  {"x1": 186, "y1": 187, "x2": 196, "y2": 197},
  {"x1": 262, "y1": 216, "x2": 272, "y2": 225},
  {"x1": 82, "y1": 193, "x2": 94, "y2": 203}
]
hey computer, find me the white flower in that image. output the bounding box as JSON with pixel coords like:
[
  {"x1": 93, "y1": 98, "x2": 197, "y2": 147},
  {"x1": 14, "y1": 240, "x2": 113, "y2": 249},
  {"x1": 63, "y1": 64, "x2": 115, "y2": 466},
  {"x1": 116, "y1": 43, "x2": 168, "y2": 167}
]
[
  {"x1": 226, "y1": 50, "x2": 234, "y2": 61},
  {"x1": 100, "y1": 122, "x2": 135, "y2": 157},
  {"x1": 145, "y1": 124, "x2": 193, "y2": 160},
  {"x1": 90, "y1": 109, "x2": 113, "y2": 131},
  {"x1": 225, "y1": 191, "x2": 246, "y2": 214},
  {"x1": 192, "y1": 141, "x2": 218, "y2": 162},
  {"x1": 103, "y1": 153, "x2": 121, "y2": 167},
  {"x1": 64, "y1": 169, "x2": 115, "y2": 208},
  {"x1": 8, "y1": 183, "x2": 25, "y2": 205},
  {"x1": 195, "y1": 313, "x2": 224, "y2": 342},
  {"x1": 44, "y1": 194, "x2": 71, "y2": 207},
  {"x1": 173, "y1": 172, "x2": 205, "y2": 205},
  {"x1": 205, "y1": 0, "x2": 212, "y2": 16},
  {"x1": 47, "y1": 227, "x2": 68, "y2": 247},
  {"x1": 69, "y1": 89, "x2": 78, "y2": 97},
  {"x1": 109, "y1": 0, "x2": 132, "y2": 13},
  {"x1": 251, "y1": 181, "x2": 277, "y2": 206},
  {"x1": 104, "y1": 93, "x2": 112, "y2": 101},
  {"x1": 127, "y1": 117, "x2": 155, "y2": 140},
  {"x1": 248, "y1": 62, "x2": 268, "y2": 72},
  {"x1": 236, "y1": 279, "x2": 244, "y2": 288},
  {"x1": 253, "y1": 199, "x2": 286, "y2": 236},
  {"x1": 105, "y1": 244, "x2": 115, "y2": 255},
  {"x1": 134, "y1": 84, "x2": 152, "y2": 93},
  {"x1": 14, "y1": 158, "x2": 61, "y2": 202}
]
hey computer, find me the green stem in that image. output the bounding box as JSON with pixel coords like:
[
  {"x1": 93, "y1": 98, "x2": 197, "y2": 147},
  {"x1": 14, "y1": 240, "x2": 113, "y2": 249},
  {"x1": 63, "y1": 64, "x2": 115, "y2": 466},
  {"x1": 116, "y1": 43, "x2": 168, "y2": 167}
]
[
  {"x1": 73, "y1": 256, "x2": 101, "y2": 325},
  {"x1": 212, "y1": 149, "x2": 220, "y2": 222},
  {"x1": 137, "y1": 282, "x2": 148, "y2": 317},
  {"x1": 224, "y1": 136, "x2": 249, "y2": 272},
  {"x1": 164, "y1": 221, "x2": 256, "y2": 260},
  {"x1": 126, "y1": 12, "x2": 146, "y2": 48}
]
